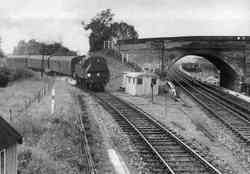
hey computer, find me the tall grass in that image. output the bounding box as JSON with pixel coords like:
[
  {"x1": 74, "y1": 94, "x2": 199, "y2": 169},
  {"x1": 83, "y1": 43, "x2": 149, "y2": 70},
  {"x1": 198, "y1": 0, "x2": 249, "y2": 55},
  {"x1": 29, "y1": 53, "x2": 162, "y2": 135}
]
[{"x1": 0, "y1": 67, "x2": 34, "y2": 87}]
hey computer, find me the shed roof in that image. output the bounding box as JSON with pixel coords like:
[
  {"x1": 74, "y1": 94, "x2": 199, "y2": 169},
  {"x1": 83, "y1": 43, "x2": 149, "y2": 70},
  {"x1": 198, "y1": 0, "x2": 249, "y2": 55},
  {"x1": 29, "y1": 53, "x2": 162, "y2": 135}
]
[
  {"x1": 125, "y1": 72, "x2": 159, "y2": 78},
  {"x1": 0, "y1": 116, "x2": 22, "y2": 150}
]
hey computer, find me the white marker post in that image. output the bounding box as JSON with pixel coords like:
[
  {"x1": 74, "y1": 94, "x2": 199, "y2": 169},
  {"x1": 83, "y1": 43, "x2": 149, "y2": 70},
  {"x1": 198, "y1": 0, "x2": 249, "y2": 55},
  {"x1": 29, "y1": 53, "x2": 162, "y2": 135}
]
[{"x1": 51, "y1": 87, "x2": 55, "y2": 114}]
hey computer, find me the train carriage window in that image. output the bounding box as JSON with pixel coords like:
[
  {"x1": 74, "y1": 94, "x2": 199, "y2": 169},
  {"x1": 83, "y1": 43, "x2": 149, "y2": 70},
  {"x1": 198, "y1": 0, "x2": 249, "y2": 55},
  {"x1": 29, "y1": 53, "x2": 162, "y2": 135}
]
[
  {"x1": 133, "y1": 78, "x2": 135, "y2": 84},
  {"x1": 0, "y1": 149, "x2": 6, "y2": 174},
  {"x1": 152, "y1": 78, "x2": 157, "y2": 85},
  {"x1": 137, "y1": 78, "x2": 143, "y2": 84},
  {"x1": 128, "y1": 77, "x2": 131, "y2": 83}
]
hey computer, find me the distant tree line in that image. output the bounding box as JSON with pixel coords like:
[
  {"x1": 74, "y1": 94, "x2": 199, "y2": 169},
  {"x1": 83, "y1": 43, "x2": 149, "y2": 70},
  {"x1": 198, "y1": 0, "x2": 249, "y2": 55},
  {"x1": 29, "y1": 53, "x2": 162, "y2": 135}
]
[
  {"x1": 13, "y1": 39, "x2": 77, "y2": 56},
  {"x1": 82, "y1": 9, "x2": 139, "y2": 51}
]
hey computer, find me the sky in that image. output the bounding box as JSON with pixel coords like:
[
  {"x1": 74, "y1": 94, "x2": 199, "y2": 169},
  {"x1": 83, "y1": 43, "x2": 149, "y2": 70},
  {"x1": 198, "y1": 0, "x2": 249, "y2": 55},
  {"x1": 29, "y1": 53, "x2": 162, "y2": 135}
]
[{"x1": 0, "y1": 0, "x2": 250, "y2": 54}]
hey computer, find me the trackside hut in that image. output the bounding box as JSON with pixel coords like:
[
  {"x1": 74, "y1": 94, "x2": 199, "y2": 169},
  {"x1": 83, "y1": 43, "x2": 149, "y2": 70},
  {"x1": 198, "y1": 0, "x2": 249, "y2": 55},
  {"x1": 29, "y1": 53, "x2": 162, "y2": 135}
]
[
  {"x1": 124, "y1": 72, "x2": 159, "y2": 96},
  {"x1": 0, "y1": 116, "x2": 22, "y2": 174}
]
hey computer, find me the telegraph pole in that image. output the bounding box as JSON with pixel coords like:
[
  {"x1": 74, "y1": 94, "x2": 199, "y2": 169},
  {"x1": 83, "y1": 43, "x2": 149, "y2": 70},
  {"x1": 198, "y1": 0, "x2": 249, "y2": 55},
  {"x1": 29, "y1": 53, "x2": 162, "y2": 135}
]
[{"x1": 150, "y1": 40, "x2": 165, "y2": 77}]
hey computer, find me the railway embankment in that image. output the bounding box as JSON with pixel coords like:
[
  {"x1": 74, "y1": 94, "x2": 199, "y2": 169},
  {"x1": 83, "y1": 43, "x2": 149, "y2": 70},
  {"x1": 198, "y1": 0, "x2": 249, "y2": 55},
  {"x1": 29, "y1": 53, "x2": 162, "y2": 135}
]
[
  {"x1": 0, "y1": 74, "x2": 52, "y2": 121},
  {"x1": 112, "y1": 91, "x2": 249, "y2": 174},
  {"x1": 0, "y1": 77, "x2": 109, "y2": 173},
  {"x1": 1, "y1": 74, "x2": 125, "y2": 173}
]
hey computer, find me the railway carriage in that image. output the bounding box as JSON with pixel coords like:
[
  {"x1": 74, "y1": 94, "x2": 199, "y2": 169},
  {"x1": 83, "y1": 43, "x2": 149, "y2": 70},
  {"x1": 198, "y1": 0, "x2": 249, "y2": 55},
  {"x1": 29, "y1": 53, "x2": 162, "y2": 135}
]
[
  {"x1": 182, "y1": 62, "x2": 201, "y2": 72},
  {"x1": 27, "y1": 55, "x2": 43, "y2": 70},
  {"x1": 49, "y1": 56, "x2": 83, "y2": 76},
  {"x1": 6, "y1": 55, "x2": 27, "y2": 69}
]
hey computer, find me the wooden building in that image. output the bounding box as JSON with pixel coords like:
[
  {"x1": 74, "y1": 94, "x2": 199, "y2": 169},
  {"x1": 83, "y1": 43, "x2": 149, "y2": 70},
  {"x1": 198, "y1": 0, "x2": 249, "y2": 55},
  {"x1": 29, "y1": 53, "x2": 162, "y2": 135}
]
[
  {"x1": 0, "y1": 116, "x2": 22, "y2": 174},
  {"x1": 123, "y1": 72, "x2": 159, "y2": 96}
]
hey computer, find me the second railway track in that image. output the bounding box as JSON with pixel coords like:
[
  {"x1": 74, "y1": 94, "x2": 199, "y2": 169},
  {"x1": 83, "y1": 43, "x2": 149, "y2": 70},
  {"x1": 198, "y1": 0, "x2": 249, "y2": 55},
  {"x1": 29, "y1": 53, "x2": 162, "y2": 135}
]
[
  {"x1": 170, "y1": 69, "x2": 250, "y2": 145},
  {"x1": 93, "y1": 92, "x2": 221, "y2": 174}
]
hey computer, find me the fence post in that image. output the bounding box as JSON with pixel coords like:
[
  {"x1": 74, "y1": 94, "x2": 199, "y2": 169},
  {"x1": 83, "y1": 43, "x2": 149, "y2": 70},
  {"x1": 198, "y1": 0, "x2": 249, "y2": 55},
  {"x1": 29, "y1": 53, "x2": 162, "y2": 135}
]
[
  {"x1": 51, "y1": 87, "x2": 55, "y2": 114},
  {"x1": 9, "y1": 109, "x2": 12, "y2": 122}
]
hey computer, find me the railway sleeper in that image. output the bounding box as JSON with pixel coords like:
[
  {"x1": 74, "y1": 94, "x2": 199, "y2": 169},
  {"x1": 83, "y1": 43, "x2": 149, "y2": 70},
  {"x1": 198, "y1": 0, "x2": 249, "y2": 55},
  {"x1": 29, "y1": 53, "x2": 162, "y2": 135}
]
[
  {"x1": 148, "y1": 138, "x2": 178, "y2": 143},
  {"x1": 166, "y1": 164, "x2": 207, "y2": 172}
]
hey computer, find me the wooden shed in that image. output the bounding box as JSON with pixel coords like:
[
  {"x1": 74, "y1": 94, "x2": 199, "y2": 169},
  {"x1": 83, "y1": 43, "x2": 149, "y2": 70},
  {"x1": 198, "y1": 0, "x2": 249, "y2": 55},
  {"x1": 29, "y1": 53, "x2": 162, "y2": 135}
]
[
  {"x1": 123, "y1": 72, "x2": 159, "y2": 96},
  {"x1": 0, "y1": 116, "x2": 22, "y2": 174}
]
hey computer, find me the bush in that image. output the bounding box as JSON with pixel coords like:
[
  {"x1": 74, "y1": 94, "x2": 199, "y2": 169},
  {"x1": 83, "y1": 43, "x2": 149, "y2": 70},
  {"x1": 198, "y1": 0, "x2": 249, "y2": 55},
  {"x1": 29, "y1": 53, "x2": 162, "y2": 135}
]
[
  {"x1": 9, "y1": 68, "x2": 34, "y2": 81},
  {"x1": 0, "y1": 67, "x2": 11, "y2": 87},
  {"x1": 0, "y1": 66, "x2": 35, "y2": 87}
]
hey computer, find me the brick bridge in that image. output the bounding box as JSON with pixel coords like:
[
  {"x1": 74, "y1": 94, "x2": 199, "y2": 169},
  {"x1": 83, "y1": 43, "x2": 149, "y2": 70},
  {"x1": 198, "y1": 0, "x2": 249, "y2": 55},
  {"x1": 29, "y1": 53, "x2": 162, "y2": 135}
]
[{"x1": 117, "y1": 36, "x2": 250, "y2": 92}]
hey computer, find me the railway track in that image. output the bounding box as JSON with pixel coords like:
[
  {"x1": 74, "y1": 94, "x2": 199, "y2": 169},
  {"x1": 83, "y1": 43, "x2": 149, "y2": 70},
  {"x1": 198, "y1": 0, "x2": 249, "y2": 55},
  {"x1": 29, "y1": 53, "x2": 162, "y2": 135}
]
[
  {"x1": 93, "y1": 92, "x2": 221, "y2": 174},
  {"x1": 170, "y1": 69, "x2": 250, "y2": 144},
  {"x1": 201, "y1": 82, "x2": 250, "y2": 120},
  {"x1": 78, "y1": 95, "x2": 96, "y2": 174}
]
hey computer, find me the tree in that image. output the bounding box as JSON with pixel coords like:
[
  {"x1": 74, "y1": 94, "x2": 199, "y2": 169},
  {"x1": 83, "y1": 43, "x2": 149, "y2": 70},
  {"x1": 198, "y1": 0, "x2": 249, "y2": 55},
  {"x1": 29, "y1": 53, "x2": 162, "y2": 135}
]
[
  {"x1": 111, "y1": 22, "x2": 138, "y2": 41},
  {"x1": 82, "y1": 9, "x2": 139, "y2": 51},
  {"x1": 13, "y1": 40, "x2": 77, "y2": 56},
  {"x1": 83, "y1": 9, "x2": 113, "y2": 51}
]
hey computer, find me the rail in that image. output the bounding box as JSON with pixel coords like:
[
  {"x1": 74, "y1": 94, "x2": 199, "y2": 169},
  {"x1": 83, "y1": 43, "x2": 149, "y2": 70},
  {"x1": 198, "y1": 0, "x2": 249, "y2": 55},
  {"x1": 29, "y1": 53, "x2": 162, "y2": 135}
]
[
  {"x1": 78, "y1": 95, "x2": 96, "y2": 174},
  {"x1": 170, "y1": 68, "x2": 250, "y2": 144},
  {"x1": 92, "y1": 92, "x2": 222, "y2": 174}
]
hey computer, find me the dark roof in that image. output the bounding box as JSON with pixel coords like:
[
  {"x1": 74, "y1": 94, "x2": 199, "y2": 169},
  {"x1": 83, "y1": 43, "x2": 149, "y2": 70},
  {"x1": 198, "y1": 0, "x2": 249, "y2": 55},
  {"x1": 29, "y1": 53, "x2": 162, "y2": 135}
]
[
  {"x1": 118, "y1": 36, "x2": 250, "y2": 45},
  {"x1": 0, "y1": 116, "x2": 22, "y2": 149}
]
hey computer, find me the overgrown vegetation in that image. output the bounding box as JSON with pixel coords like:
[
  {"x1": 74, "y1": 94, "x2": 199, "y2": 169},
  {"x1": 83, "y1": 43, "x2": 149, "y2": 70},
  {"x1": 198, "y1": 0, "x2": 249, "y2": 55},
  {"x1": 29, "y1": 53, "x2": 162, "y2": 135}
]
[
  {"x1": 11, "y1": 81, "x2": 84, "y2": 174},
  {"x1": 82, "y1": 9, "x2": 139, "y2": 51},
  {"x1": 13, "y1": 39, "x2": 77, "y2": 56},
  {"x1": 17, "y1": 116, "x2": 82, "y2": 174},
  {"x1": 0, "y1": 67, "x2": 10, "y2": 87},
  {"x1": 0, "y1": 50, "x2": 4, "y2": 58},
  {"x1": 0, "y1": 66, "x2": 35, "y2": 87}
]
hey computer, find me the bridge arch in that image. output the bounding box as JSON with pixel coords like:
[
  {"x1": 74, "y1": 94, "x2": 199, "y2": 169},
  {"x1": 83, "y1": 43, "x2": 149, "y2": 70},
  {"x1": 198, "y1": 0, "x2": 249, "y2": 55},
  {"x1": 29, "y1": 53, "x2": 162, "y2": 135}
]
[{"x1": 169, "y1": 52, "x2": 243, "y2": 90}]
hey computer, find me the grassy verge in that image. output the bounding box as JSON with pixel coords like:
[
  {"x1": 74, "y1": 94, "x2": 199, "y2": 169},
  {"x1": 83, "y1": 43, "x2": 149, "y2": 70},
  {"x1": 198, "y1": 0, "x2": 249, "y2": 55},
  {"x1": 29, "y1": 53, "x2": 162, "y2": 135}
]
[{"x1": 11, "y1": 80, "x2": 86, "y2": 173}]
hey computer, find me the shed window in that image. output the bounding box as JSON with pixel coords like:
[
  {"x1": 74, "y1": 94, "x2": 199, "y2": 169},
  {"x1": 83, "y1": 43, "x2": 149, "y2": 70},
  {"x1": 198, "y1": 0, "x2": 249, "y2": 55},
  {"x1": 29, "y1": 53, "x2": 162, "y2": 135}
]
[
  {"x1": 152, "y1": 78, "x2": 157, "y2": 85},
  {"x1": 137, "y1": 78, "x2": 143, "y2": 84},
  {"x1": 128, "y1": 77, "x2": 131, "y2": 83},
  {"x1": 0, "y1": 149, "x2": 5, "y2": 174}
]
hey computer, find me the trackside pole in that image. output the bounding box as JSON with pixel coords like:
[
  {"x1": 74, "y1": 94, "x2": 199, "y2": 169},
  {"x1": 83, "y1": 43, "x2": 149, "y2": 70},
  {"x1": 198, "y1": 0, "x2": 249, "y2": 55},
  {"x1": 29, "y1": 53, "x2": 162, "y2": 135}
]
[{"x1": 51, "y1": 87, "x2": 55, "y2": 114}]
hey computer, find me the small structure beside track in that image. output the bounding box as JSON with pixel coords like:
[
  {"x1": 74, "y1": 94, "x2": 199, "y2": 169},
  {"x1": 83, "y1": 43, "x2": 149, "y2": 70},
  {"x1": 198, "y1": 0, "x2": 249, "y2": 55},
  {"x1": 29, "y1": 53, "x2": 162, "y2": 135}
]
[
  {"x1": 0, "y1": 116, "x2": 22, "y2": 174},
  {"x1": 122, "y1": 72, "x2": 159, "y2": 96}
]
